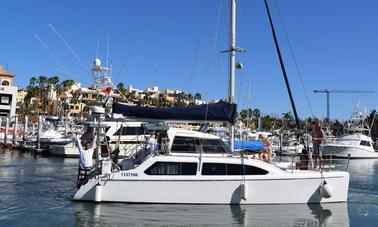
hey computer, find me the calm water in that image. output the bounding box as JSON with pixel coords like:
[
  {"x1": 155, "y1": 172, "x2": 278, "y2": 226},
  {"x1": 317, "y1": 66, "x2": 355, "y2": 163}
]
[{"x1": 1, "y1": 150, "x2": 378, "y2": 226}]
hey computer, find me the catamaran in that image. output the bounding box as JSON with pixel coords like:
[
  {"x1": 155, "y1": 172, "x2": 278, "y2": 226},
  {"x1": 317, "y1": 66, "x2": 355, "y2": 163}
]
[{"x1": 73, "y1": 0, "x2": 349, "y2": 204}]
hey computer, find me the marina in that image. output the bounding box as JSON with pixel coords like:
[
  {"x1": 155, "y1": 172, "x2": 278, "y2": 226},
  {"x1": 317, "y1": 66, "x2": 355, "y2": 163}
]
[{"x1": 1, "y1": 149, "x2": 377, "y2": 226}]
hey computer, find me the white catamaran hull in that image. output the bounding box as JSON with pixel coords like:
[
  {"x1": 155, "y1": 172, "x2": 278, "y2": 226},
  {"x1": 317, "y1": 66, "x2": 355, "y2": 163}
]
[{"x1": 74, "y1": 171, "x2": 349, "y2": 204}]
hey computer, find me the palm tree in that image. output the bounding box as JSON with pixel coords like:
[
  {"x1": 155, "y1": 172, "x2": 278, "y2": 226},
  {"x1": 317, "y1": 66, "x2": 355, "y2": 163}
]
[
  {"x1": 194, "y1": 93, "x2": 202, "y2": 101},
  {"x1": 252, "y1": 108, "x2": 260, "y2": 119},
  {"x1": 61, "y1": 79, "x2": 75, "y2": 90},
  {"x1": 29, "y1": 77, "x2": 37, "y2": 87},
  {"x1": 188, "y1": 93, "x2": 194, "y2": 103},
  {"x1": 37, "y1": 76, "x2": 48, "y2": 88},
  {"x1": 282, "y1": 111, "x2": 294, "y2": 128}
]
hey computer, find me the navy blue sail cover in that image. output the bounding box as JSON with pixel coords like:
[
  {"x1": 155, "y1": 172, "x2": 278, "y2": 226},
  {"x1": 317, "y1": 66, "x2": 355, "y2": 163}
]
[{"x1": 112, "y1": 101, "x2": 237, "y2": 123}]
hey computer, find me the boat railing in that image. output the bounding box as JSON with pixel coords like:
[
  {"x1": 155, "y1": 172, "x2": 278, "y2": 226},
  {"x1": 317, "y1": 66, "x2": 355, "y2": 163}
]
[{"x1": 275, "y1": 152, "x2": 352, "y2": 172}]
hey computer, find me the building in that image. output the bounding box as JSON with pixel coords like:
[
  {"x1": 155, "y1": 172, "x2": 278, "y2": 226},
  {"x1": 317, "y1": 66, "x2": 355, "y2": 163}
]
[
  {"x1": 127, "y1": 85, "x2": 145, "y2": 99},
  {"x1": 145, "y1": 86, "x2": 159, "y2": 99},
  {"x1": 161, "y1": 89, "x2": 182, "y2": 102},
  {"x1": 0, "y1": 65, "x2": 17, "y2": 117}
]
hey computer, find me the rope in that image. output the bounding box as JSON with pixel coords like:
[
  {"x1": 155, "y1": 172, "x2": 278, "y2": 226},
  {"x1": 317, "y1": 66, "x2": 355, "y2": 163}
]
[
  {"x1": 273, "y1": 0, "x2": 315, "y2": 118},
  {"x1": 186, "y1": 0, "x2": 211, "y2": 93}
]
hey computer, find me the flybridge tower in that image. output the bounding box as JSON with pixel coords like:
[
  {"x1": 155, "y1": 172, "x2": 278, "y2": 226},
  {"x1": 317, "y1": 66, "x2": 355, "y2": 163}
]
[{"x1": 92, "y1": 58, "x2": 114, "y2": 90}]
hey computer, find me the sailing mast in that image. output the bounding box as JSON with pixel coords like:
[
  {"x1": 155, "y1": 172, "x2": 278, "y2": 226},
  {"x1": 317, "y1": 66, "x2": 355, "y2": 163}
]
[{"x1": 229, "y1": 0, "x2": 236, "y2": 152}]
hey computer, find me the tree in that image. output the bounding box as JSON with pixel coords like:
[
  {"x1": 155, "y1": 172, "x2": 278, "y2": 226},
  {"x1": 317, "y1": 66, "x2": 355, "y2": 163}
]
[
  {"x1": 29, "y1": 77, "x2": 37, "y2": 87},
  {"x1": 188, "y1": 93, "x2": 194, "y2": 103},
  {"x1": 252, "y1": 108, "x2": 260, "y2": 119},
  {"x1": 61, "y1": 80, "x2": 75, "y2": 90},
  {"x1": 194, "y1": 93, "x2": 202, "y2": 101},
  {"x1": 116, "y1": 83, "x2": 127, "y2": 101}
]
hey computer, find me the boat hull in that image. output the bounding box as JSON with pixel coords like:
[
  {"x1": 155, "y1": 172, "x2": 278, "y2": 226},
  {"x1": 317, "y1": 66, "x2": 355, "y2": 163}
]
[
  {"x1": 323, "y1": 144, "x2": 378, "y2": 159},
  {"x1": 74, "y1": 171, "x2": 349, "y2": 204}
]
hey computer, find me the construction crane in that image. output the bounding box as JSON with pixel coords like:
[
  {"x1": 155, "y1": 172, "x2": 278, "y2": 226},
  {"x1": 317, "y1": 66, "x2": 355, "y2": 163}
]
[{"x1": 314, "y1": 89, "x2": 375, "y2": 122}]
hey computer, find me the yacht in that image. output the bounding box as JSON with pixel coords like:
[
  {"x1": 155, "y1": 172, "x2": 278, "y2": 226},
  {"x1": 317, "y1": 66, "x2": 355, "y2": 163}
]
[
  {"x1": 74, "y1": 126, "x2": 349, "y2": 204},
  {"x1": 322, "y1": 107, "x2": 378, "y2": 159},
  {"x1": 50, "y1": 120, "x2": 146, "y2": 158}
]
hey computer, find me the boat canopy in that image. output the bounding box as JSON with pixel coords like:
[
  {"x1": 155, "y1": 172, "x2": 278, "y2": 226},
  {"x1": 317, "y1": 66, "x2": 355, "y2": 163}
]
[
  {"x1": 224, "y1": 140, "x2": 264, "y2": 151},
  {"x1": 112, "y1": 101, "x2": 237, "y2": 123}
]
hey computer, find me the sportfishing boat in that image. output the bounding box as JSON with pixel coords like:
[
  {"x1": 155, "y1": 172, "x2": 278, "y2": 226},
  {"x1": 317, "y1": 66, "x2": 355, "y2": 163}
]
[
  {"x1": 322, "y1": 106, "x2": 378, "y2": 159},
  {"x1": 73, "y1": 0, "x2": 349, "y2": 204}
]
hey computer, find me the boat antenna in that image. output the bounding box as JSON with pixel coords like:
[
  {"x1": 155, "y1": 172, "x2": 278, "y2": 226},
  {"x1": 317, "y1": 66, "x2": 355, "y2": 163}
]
[
  {"x1": 263, "y1": 0, "x2": 301, "y2": 133},
  {"x1": 96, "y1": 40, "x2": 99, "y2": 59},
  {"x1": 106, "y1": 34, "x2": 110, "y2": 69}
]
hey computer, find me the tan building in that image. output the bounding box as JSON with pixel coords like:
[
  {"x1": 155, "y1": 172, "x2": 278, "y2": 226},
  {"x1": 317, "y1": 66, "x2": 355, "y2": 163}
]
[
  {"x1": 0, "y1": 65, "x2": 17, "y2": 117},
  {"x1": 0, "y1": 65, "x2": 14, "y2": 86},
  {"x1": 16, "y1": 88, "x2": 27, "y2": 104},
  {"x1": 162, "y1": 89, "x2": 182, "y2": 102}
]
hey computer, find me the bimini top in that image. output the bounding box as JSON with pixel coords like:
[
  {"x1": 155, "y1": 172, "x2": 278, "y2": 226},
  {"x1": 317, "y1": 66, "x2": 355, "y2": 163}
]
[{"x1": 112, "y1": 101, "x2": 237, "y2": 123}]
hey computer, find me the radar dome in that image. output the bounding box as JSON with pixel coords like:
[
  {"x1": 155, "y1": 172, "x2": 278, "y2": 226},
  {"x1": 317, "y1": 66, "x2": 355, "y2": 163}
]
[{"x1": 94, "y1": 58, "x2": 101, "y2": 67}]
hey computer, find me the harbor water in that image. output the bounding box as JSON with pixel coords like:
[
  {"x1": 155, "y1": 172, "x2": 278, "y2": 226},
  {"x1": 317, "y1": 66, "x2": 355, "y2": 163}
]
[{"x1": 1, "y1": 149, "x2": 378, "y2": 226}]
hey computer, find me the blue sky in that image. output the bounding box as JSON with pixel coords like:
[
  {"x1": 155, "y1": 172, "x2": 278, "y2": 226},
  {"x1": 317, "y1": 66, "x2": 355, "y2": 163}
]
[{"x1": 0, "y1": 0, "x2": 377, "y2": 120}]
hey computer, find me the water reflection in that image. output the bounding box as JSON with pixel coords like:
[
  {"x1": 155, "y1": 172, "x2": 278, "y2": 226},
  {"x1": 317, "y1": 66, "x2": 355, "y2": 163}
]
[{"x1": 74, "y1": 202, "x2": 349, "y2": 226}]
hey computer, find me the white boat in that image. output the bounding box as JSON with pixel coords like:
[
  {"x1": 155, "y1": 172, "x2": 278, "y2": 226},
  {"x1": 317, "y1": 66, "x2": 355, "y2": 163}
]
[
  {"x1": 322, "y1": 105, "x2": 378, "y2": 159},
  {"x1": 50, "y1": 120, "x2": 146, "y2": 158},
  {"x1": 74, "y1": 0, "x2": 349, "y2": 205},
  {"x1": 323, "y1": 133, "x2": 378, "y2": 158},
  {"x1": 49, "y1": 143, "x2": 79, "y2": 157},
  {"x1": 74, "y1": 127, "x2": 349, "y2": 204}
]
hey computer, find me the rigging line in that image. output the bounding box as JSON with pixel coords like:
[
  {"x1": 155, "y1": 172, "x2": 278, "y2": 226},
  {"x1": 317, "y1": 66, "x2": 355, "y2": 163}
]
[
  {"x1": 186, "y1": 0, "x2": 211, "y2": 93},
  {"x1": 240, "y1": 79, "x2": 249, "y2": 112},
  {"x1": 113, "y1": 38, "x2": 138, "y2": 84},
  {"x1": 237, "y1": 69, "x2": 243, "y2": 105},
  {"x1": 49, "y1": 24, "x2": 91, "y2": 73},
  {"x1": 204, "y1": 0, "x2": 223, "y2": 102},
  {"x1": 273, "y1": 0, "x2": 315, "y2": 118},
  {"x1": 34, "y1": 34, "x2": 66, "y2": 71},
  {"x1": 55, "y1": 68, "x2": 92, "y2": 85},
  {"x1": 35, "y1": 34, "x2": 87, "y2": 87}
]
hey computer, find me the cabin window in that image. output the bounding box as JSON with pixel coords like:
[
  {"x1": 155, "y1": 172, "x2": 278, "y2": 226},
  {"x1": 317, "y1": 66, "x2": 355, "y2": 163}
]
[
  {"x1": 360, "y1": 140, "x2": 371, "y2": 147},
  {"x1": 201, "y1": 139, "x2": 226, "y2": 153},
  {"x1": 144, "y1": 162, "x2": 197, "y2": 175},
  {"x1": 202, "y1": 163, "x2": 226, "y2": 175},
  {"x1": 171, "y1": 137, "x2": 197, "y2": 153},
  {"x1": 226, "y1": 164, "x2": 268, "y2": 175},
  {"x1": 202, "y1": 163, "x2": 268, "y2": 175},
  {"x1": 114, "y1": 126, "x2": 144, "y2": 136}
]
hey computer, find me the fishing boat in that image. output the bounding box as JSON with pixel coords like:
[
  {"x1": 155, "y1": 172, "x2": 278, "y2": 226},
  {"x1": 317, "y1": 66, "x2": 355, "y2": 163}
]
[
  {"x1": 73, "y1": 0, "x2": 349, "y2": 204},
  {"x1": 322, "y1": 106, "x2": 378, "y2": 158}
]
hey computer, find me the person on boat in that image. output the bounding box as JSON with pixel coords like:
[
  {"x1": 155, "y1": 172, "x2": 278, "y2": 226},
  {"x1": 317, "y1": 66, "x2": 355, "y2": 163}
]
[
  {"x1": 146, "y1": 131, "x2": 159, "y2": 155},
  {"x1": 76, "y1": 134, "x2": 97, "y2": 188},
  {"x1": 259, "y1": 134, "x2": 272, "y2": 163},
  {"x1": 312, "y1": 121, "x2": 325, "y2": 169}
]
